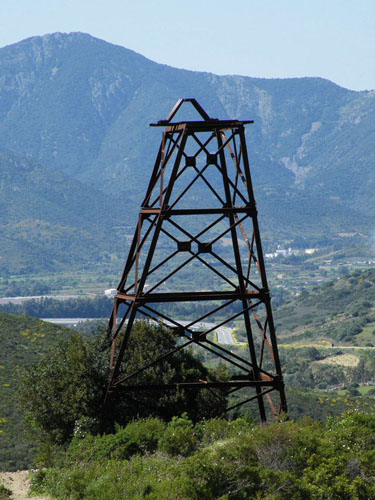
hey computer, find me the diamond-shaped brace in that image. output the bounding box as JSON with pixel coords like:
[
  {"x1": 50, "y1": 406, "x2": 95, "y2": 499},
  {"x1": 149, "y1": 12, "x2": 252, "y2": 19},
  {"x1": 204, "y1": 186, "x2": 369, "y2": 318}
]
[
  {"x1": 177, "y1": 241, "x2": 192, "y2": 252},
  {"x1": 206, "y1": 153, "x2": 217, "y2": 165},
  {"x1": 198, "y1": 242, "x2": 212, "y2": 253},
  {"x1": 185, "y1": 156, "x2": 196, "y2": 167}
]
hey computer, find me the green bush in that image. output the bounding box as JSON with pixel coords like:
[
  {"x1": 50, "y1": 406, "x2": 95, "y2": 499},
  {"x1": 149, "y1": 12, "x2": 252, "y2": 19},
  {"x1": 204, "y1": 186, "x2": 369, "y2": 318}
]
[
  {"x1": 158, "y1": 414, "x2": 199, "y2": 457},
  {"x1": 117, "y1": 417, "x2": 165, "y2": 455},
  {"x1": 61, "y1": 417, "x2": 166, "y2": 466},
  {"x1": 0, "y1": 484, "x2": 12, "y2": 500},
  {"x1": 199, "y1": 418, "x2": 231, "y2": 447},
  {"x1": 198, "y1": 416, "x2": 253, "y2": 448},
  {"x1": 29, "y1": 469, "x2": 48, "y2": 496}
]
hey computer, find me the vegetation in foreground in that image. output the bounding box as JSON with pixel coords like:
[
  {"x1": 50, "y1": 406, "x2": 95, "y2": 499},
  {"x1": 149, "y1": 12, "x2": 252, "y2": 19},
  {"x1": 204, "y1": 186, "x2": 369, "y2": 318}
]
[
  {"x1": 0, "y1": 313, "x2": 75, "y2": 471},
  {"x1": 0, "y1": 484, "x2": 12, "y2": 500},
  {"x1": 18, "y1": 321, "x2": 227, "y2": 447},
  {"x1": 14, "y1": 317, "x2": 375, "y2": 499},
  {"x1": 30, "y1": 412, "x2": 375, "y2": 500},
  {"x1": 4, "y1": 267, "x2": 375, "y2": 497},
  {"x1": 4, "y1": 275, "x2": 375, "y2": 471}
]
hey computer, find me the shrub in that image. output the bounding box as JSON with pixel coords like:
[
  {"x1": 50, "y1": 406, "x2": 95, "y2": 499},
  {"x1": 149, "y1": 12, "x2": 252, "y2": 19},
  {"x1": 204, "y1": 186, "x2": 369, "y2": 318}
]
[
  {"x1": 117, "y1": 417, "x2": 165, "y2": 455},
  {"x1": 0, "y1": 484, "x2": 12, "y2": 500},
  {"x1": 199, "y1": 418, "x2": 231, "y2": 447},
  {"x1": 158, "y1": 414, "x2": 199, "y2": 457},
  {"x1": 63, "y1": 417, "x2": 166, "y2": 465}
]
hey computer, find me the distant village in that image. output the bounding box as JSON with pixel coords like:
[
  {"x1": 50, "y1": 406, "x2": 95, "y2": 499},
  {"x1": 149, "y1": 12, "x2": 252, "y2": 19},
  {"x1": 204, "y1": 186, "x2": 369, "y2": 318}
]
[{"x1": 265, "y1": 245, "x2": 317, "y2": 259}]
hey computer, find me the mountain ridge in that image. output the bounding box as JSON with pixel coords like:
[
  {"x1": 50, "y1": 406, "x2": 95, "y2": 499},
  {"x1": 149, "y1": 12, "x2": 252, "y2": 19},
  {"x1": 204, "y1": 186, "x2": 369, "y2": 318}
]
[
  {"x1": 1, "y1": 32, "x2": 372, "y2": 193},
  {"x1": 1, "y1": 32, "x2": 374, "y2": 274}
]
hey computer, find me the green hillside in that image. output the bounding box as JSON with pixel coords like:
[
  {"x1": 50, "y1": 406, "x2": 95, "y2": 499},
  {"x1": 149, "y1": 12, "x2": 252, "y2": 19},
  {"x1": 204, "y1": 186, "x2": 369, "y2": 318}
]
[
  {"x1": 0, "y1": 147, "x2": 368, "y2": 277},
  {"x1": 0, "y1": 313, "x2": 75, "y2": 470},
  {"x1": 0, "y1": 151, "x2": 129, "y2": 274},
  {"x1": 275, "y1": 268, "x2": 375, "y2": 346}
]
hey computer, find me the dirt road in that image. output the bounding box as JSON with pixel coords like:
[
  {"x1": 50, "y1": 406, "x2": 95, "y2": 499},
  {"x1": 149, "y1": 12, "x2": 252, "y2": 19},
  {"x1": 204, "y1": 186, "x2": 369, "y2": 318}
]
[{"x1": 0, "y1": 471, "x2": 51, "y2": 500}]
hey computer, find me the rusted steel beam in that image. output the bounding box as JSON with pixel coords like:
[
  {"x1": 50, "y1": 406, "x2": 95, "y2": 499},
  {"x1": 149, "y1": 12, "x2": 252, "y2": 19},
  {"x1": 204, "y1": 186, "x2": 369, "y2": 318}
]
[
  {"x1": 140, "y1": 206, "x2": 256, "y2": 216},
  {"x1": 150, "y1": 119, "x2": 254, "y2": 128},
  {"x1": 115, "y1": 290, "x2": 263, "y2": 303},
  {"x1": 111, "y1": 380, "x2": 282, "y2": 392}
]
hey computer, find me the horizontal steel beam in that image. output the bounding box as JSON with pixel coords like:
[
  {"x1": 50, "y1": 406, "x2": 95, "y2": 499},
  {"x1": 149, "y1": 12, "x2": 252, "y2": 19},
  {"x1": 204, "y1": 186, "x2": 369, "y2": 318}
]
[
  {"x1": 116, "y1": 289, "x2": 263, "y2": 303},
  {"x1": 111, "y1": 379, "x2": 283, "y2": 391},
  {"x1": 140, "y1": 206, "x2": 256, "y2": 217},
  {"x1": 150, "y1": 119, "x2": 254, "y2": 128}
]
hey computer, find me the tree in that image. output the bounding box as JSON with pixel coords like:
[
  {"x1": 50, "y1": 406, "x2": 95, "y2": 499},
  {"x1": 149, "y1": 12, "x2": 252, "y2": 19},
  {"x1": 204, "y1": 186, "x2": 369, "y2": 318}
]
[
  {"x1": 108, "y1": 321, "x2": 227, "y2": 425},
  {"x1": 19, "y1": 331, "x2": 108, "y2": 444},
  {"x1": 20, "y1": 321, "x2": 227, "y2": 445}
]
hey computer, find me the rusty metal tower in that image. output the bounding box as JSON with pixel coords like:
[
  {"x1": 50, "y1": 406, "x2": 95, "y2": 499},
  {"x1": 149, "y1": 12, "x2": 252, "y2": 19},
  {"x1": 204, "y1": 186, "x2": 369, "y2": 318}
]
[{"x1": 106, "y1": 98, "x2": 287, "y2": 421}]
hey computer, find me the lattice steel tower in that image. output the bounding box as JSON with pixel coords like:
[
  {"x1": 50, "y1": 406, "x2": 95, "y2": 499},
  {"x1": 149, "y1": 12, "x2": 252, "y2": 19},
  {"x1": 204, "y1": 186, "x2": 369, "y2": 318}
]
[{"x1": 106, "y1": 99, "x2": 287, "y2": 421}]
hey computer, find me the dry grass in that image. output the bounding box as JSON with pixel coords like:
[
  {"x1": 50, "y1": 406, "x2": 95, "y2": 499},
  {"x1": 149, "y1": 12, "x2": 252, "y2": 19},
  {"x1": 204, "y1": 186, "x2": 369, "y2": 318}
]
[{"x1": 315, "y1": 353, "x2": 360, "y2": 367}]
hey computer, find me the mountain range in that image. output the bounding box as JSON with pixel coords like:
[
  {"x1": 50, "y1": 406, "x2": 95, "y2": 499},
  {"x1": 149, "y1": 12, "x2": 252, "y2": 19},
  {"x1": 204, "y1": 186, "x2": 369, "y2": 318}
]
[{"x1": 0, "y1": 32, "x2": 374, "y2": 274}]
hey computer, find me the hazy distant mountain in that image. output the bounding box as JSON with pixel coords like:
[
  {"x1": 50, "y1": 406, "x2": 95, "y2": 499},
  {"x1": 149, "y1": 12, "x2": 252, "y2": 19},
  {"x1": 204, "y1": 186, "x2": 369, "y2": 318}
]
[
  {"x1": 0, "y1": 151, "x2": 125, "y2": 273},
  {"x1": 0, "y1": 33, "x2": 374, "y2": 273}
]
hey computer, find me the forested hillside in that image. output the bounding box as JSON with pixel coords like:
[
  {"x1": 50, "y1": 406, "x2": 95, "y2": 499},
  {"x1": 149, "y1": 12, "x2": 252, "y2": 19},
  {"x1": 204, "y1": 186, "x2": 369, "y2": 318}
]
[
  {"x1": 0, "y1": 33, "x2": 374, "y2": 274},
  {"x1": 0, "y1": 152, "x2": 126, "y2": 273},
  {"x1": 1, "y1": 33, "x2": 374, "y2": 208},
  {"x1": 0, "y1": 313, "x2": 74, "y2": 470},
  {"x1": 276, "y1": 267, "x2": 375, "y2": 345}
]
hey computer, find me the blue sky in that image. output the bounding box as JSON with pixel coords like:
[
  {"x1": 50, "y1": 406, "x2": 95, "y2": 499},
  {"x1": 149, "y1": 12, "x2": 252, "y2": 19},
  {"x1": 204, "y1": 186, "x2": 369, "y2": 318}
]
[{"x1": 1, "y1": 0, "x2": 374, "y2": 91}]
